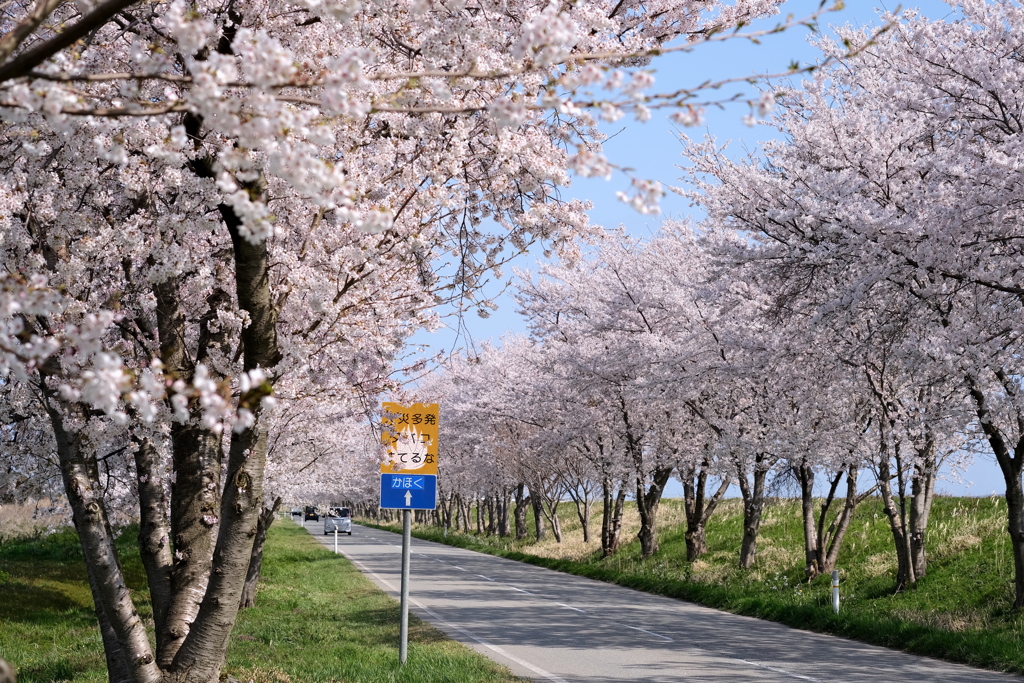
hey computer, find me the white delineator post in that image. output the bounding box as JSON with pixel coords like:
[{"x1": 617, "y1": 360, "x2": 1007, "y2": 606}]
[
  {"x1": 400, "y1": 509, "x2": 412, "y2": 664},
  {"x1": 334, "y1": 527, "x2": 338, "y2": 554},
  {"x1": 832, "y1": 569, "x2": 840, "y2": 614}
]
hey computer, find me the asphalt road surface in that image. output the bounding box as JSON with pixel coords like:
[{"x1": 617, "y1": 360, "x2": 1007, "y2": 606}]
[{"x1": 300, "y1": 519, "x2": 1021, "y2": 683}]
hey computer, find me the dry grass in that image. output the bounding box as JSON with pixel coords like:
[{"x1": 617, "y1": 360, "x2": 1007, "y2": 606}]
[
  {"x1": 863, "y1": 552, "x2": 896, "y2": 578},
  {"x1": 0, "y1": 501, "x2": 66, "y2": 541}
]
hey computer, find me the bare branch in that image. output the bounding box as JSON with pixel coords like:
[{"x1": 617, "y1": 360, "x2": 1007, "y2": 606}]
[
  {"x1": 0, "y1": 0, "x2": 67, "y2": 65},
  {"x1": 0, "y1": 0, "x2": 142, "y2": 84}
]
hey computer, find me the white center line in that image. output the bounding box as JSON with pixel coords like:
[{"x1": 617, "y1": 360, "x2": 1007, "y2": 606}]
[
  {"x1": 477, "y1": 574, "x2": 496, "y2": 581},
  {"x1": 453, "y1": 566, "x2": 467, "y2": 571},
  {"x1": 510, "y1": 587, "x2": 532, "y2": 594},
  {"x1": 624, "y1": 625, "x2": 673, "y2": 642},
  {"x1": 556, "y1": 602, "x2": 585, "y2": 613}
]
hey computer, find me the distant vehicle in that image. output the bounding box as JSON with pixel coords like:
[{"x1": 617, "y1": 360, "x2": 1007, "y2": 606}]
[
  {"x1": 324, "y1": 511, "x2": 352, "y2": 536},
  {"x1": 304, "y1": 506, "x2": 319, "y2": 521},
  {"x1": 290, "y1": 507, "x2": 302, "y2": 518}
]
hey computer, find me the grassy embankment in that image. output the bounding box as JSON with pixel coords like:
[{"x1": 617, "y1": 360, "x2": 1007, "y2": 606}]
[
  {"x1": 363, "y1": 496, "x2": 1024, "y2": 675},
  {"x1": 0, "y1": 517, "x2": 522, "y2": 683}
]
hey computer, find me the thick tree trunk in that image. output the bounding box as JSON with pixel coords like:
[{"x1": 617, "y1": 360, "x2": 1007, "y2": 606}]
[
  {"x1": 162, "y1": 423, "x2": 223, "y2": 665},
  {"x1": 42, "y1": 389, "x2": 161, "y2": 683},
  {"x1": 132, "y1": 437, "x2": 173, "y2": 657},
  {"x1": 240, "y1": 497, "x2": 282, "y2": 609},
  {"x1": 513, "y1": 484, "x2": 529, "y2": 540},
  {"x1": 84, "y1": 546, "x2": 135, "y2": 683},
  {"x1": 152, "y1": 274, "x2": 232, "y2": 666},
  {"x1": 166, "y1": 197, "x2": 281, "y2": 683},
  {"x1": 737, "y1": 459, "x2": 768, "y2": 570},
  {"x1": 636, "y1": 467, "x2": 673, "y2": 558},
  {"x1": 680, "y1": 464, "x2": 729, "y2": 562}
]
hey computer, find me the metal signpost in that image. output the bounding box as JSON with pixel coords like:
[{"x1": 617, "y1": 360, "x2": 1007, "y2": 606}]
[{"x1": 379, "y1": 401, "x2": 439, "y2": 665}]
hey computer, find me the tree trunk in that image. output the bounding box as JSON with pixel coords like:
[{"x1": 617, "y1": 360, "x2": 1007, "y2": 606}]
[
  {"x1": 680, "y1": 464, "x2": 729, "y2": 562},
  {"x1": 798, "y1": 463, "x2": 867, "y2": 579},
  {"x1": 497, "y1": 488, "x2": 510, "y2": 537},
  {"x1": 909, "y1": 438, "x2": 937, "y2": 579},
  {"x1": 485, "y1": 495, "x2": 495, "y2": 536},
  {"x1": 162, "y1": 422, "x2": 223, "y2": 665},
  {"x1": 513, "y1": 484, "x2": 529, "y2": 539},
  {"x1": 152, "y1": 272, "x2": 233, "y2": 667},
  {"x1": 600, "y1": 476, "x2": 626, "y2": 557},
  {"x1": 549, "y1": 504, "x2": 563, "y2": 543},
  {"x1": 818, "y1": 467, "x2": 867, "y2": 575},
  {"x1": 131, "y1": 437, "x2": 173, "y2": 658},
  {"x1": 797, "y1": 462, "x2": 819, "y2": 579},
  {"x1": 240, "y1": 497, "x2": 282, "y2": 609},
  {"x1": 877, "y1": 450, "x2": 915, "y2": 591},
  {"x1": 568, "y1": 484, "x2": 593, "y2": 543},
  {"x1": 84, "y1": 543, "x2": 135, "y2": 683},
  {"x1": 635, "y1": 467, "x2": 673, "y2": 558},
  {"x1": 737, "y1": 458, "x2": 768, "y2": 569},
  {"x1": 41, "y1": 389, "x2": 162, "y2": 683},
  {"x1": 968, "y1": 377, "x2": 1024, "y2": 608},
  {"x1": 165, "y1": 195, "x2": 281, "y2": 683},
  {"x1": 531, "y1": 490, "x2": 546, "y2": 542}
]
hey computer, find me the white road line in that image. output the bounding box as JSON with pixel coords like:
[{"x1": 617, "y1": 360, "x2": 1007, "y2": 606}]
[
  {"x1": 453, "y1": 566, "x2": 467, "y2": 571},
  {"x1": 556, "y1": 602, "x2": 585, "y2": 613},
  {"x1": 342, "y1": 554, "x2": 569, "y2": 683},
  {"x1": 734, "y1": 659, "x2": 822, "y2": 682},
  {"x1": 477, "y1": 575, "x2": 496, "y2": 581},
  {"x1": 624, "y1": 625, "x2": 673, "y2": 642},
  {"x1": 510, "y1": 587, "x2": 532, "y2": 594}
]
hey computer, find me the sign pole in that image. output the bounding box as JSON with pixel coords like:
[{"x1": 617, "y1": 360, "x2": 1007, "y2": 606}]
[
  {"x1": 399, "y1": 509, "x2": 411, "y2": 664},
  {"x1": 379, "y1": 401, "x2": 439, "y2": 667}
]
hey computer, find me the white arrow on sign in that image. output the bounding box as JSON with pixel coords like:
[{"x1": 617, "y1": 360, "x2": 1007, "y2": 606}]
[{"x1": 404, "y1": 491, "x2": 412, "y2": 506}]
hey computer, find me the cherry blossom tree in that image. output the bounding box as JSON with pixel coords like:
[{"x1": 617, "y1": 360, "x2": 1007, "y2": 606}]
[{"x1": 682, "y1": 0, "x2": 1021, "y2": 593}]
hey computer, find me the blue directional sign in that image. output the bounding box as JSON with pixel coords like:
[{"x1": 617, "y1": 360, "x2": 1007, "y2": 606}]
[{"x1": 380, "y1": 473, "x2": 437, "y2": 510}]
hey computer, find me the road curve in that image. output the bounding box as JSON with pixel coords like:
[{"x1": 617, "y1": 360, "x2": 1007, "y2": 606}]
[{"x1": 301, "y1": 520, "x2": 1021, "y2": 683}]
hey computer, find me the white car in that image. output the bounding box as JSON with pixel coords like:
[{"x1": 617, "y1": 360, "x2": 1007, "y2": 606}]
[{"x1": 324, "y1": 509, "x2": 352, "y2": 535}]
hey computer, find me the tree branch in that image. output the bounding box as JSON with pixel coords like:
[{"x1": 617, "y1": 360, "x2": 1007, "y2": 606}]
[{"x1": 0, "y1": 0, "x2": 142, "y2": 84}]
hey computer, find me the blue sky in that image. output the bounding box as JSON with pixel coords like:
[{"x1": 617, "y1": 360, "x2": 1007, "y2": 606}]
[{"x1": 409, "y1": 0, "x2": 1007, "y2": 496}]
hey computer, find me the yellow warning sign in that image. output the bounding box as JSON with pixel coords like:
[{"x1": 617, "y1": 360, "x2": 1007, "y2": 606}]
[{"x1": 380, "y1": 402, "x2": 439, "y2": 475}]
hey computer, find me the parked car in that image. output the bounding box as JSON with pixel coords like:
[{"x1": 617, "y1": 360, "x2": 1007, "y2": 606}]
[
  {"x1": 290, "y1": 507, "x2": 302, "y2": 518},
  {"x1": 324, "y1": 512, "x2": 352, "y2": 535},
  {"x1": 304, "y1": 505, "x2": 319, "y2": 521}
]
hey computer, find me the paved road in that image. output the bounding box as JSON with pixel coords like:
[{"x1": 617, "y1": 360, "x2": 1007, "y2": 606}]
[{"x1": 300, "y1": 520, "x2": 1021, "y2": 683}]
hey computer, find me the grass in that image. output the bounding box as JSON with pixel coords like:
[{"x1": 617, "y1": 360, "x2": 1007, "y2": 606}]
[
  {"x1": 0, "y1": 521, "x2": 523, "y2": 683},
  {"x1": 362, "y1": 495, "x2": 1024, "y2": 675}
]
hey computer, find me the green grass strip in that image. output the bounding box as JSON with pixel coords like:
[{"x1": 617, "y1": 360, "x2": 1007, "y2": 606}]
[{"x1": 0, "y1": 522, "x2": 523, "y2": 683}]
